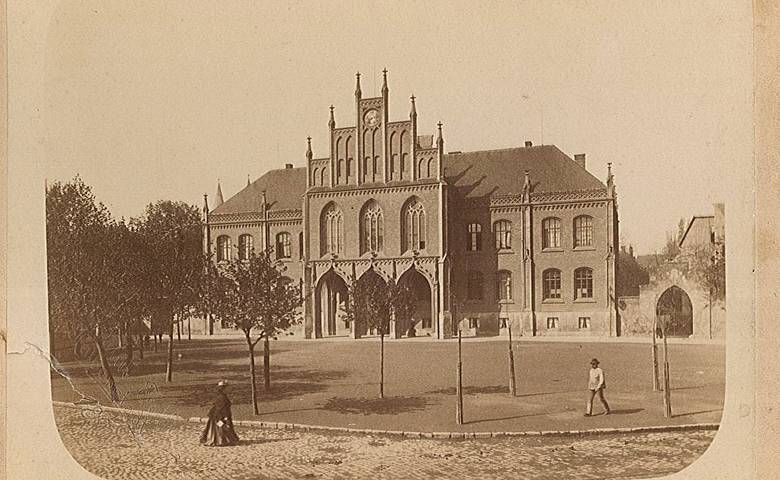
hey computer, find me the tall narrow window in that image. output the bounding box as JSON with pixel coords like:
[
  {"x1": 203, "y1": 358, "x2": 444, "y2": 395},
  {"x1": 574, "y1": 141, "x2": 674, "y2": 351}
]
[
  {"x1": 542, "y1": 269, "x2": 562, "y2": 300},
  {"x1": 574, "y1": 267, "x2": 593, "y2": 299},
  {"x1": 542, "y1": 217, "x2": 561, "y2": 249},
  {"x1": 238, "y1": 234, "x2": 253, "y2": 260},
  {"x1": 217, "y1": 235, "x2": 232, "y2": 262},
  {"x1": 361, "y1": 200, "x2": 384, "y2": 254},
  {"x1": 574, "y1": 215, "x2": 593, "y2": 247},
  {"x1": 320, "y1": 203, "x2": 343, "y2": 256},
  {"x1": 276, "y1": 232, "x2": 291, "y2": 259},
  {"x1": 494, "y1": 220, "x2": 512, "y2": 250},
  {"x1": 403, "y1": 198, "x2": 427, "y2": 252},
  {"x1": 468, "y1": 222, "x2": 482, "y2": 251},
  {"x1": 467, "y1": 270, "x2": 484, "y2": 300},
  {"x1": 496, "y1": 270, "x2": 512, "y2": 301}
]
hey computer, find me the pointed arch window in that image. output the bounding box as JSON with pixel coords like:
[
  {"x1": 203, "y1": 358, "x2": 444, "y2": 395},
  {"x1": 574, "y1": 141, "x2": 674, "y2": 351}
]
[
  {"x1": 403, "y1": 198, "x2": 427, "y2": 252},
  {"x1": 542, "y1": 217, "x2": 561, "y2": 249},
  {"x1": 217, "y1": 235, "x2": 232, "y2": 262},
  {"x1": 320, "y1": 203, "x2": 343, "y2": 256},
  {"x1": 574, "y1": 215, "x2": 593, "y2": 248},
  {"x1": 276, "y1": 232, "x2": 292, "y2": 259},
  {"x1": 574, "y1": 267, "x2": 594, "y2": 299},
  {"x1": 494, "y1": 220, "x2": 512, "y2": 250},
  {"x1": 361, "y1": 200, "x2": 384, "y2": 254},
  {"x1": 468, "y1": 222, "x2": 482, "y2": 251},
  {"x1": 238, "y1": 234, "x2": 253, "y2": 260}
]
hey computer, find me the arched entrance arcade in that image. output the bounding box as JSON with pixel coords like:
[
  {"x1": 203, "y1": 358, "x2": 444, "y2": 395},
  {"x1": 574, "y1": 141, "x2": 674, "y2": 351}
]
[
  {"x1": 314, "y1": 269, "x2": 350, "y2": 338},
  {"x1": 397, "y1": 267, "x2": 433, "y2": 337},
  {"x1": 655, "y1": 285, "x2": 694, "y2": 337}
]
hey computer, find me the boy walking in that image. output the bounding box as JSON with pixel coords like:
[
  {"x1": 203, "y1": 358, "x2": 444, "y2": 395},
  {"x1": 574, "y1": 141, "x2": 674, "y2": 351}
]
[{"x1": 585, "y1": 358, "x2": 610, "y2": 416}]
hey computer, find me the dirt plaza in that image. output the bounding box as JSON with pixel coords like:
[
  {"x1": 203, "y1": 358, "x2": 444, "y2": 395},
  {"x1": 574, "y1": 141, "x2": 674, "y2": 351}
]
[{"x1": 51, "y1": 336, "x2": 725, "y2": 434}]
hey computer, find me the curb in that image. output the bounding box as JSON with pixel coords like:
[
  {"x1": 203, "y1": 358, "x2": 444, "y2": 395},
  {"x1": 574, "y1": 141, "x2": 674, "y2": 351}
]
[{"x1": 53, "y1": 401, "x2": 720, "y2": 439}]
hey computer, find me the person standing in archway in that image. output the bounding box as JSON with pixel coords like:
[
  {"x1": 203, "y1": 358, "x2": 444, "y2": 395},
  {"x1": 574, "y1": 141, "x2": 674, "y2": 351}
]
[{"x1": 584, "y1": 358, "x2": 610, "y2": 416}]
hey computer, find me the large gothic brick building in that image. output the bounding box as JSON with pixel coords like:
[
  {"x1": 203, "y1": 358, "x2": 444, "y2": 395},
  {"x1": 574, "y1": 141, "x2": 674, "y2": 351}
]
[{"x1": 203, "y1": 72, "x2": 620, "y2": 339}]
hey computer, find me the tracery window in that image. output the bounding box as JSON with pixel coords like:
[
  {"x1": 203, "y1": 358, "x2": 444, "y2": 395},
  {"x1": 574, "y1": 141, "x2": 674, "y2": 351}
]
[
  {"x1": 574, "y1": 267, "x2": 593, "y2": 299},
  {"x1": 468, "y1": 223, "x2": 482, "y2": 251},
  {"x1": 403, "y1": 198, "x2": 427, "y2": 252},
  {"x1": 276, "y1": 232, "x2": 291, "y2": 259},
  {"x1": 320, "y1": 203, "x2": 343, "y2": 256},
  {"x1": 361, "y1": 200, "x2": 384, "y2": 254}
]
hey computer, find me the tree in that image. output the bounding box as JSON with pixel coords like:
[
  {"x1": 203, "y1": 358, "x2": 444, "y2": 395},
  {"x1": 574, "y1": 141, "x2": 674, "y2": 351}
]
[
  {"x1": 205, "y1": 250, "x2": 302, "y2": 414},
  {"x1": 344, "y1": 271, "x2": 413, "y2": 398},
  {"x1": 133, "y1": 201, "x2": 203, "y2": 383},
  {"x1": 47, "y1": 177, "x2": 138, "y2": 401}
]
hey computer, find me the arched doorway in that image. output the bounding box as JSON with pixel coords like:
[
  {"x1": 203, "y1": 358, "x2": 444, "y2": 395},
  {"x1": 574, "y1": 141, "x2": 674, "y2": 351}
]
[
  {"x1": 397, "y1": 268, "x2": 433, "y2": 337},
  {"x1": 315, "y1": 270, "x2": 349, "y2": 337},
  {"x1": 656, "y1": 286, "x2": 693, "y2": 337}
]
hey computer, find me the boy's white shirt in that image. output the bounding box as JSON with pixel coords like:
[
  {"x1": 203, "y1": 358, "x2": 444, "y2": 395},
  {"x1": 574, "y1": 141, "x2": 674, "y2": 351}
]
[{"x1": 588, "y1": 367, "x2": 605, "y2": 389}]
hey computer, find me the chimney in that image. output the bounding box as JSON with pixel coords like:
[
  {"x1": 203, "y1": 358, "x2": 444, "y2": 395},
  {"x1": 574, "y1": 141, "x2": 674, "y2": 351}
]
[
  {"x1": 285, "y1": 163, "x2": 293, "y2": 169},
  {"x1": 524, "y1": 141, "x2": 533, "y2": 148},
  {"x1": 574, "y1": 153, "x2": 586, "y2": 169}
]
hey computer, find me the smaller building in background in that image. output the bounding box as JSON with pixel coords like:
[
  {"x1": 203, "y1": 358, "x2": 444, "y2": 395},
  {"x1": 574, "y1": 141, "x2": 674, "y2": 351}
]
[{"x1": 618, "y1": 204, "x2": 725, "y2": 339}]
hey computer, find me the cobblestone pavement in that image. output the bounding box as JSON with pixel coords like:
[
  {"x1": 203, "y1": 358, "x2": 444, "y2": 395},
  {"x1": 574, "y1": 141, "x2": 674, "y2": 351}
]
[{"x1": 55, "y1": 406, "x2": 715, "y2": 480}]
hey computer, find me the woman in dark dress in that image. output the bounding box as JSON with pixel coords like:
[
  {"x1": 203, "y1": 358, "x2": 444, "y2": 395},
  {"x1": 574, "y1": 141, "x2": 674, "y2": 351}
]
[{"x1": 200, "y1": 380, "x2": 239, "y2": 446}]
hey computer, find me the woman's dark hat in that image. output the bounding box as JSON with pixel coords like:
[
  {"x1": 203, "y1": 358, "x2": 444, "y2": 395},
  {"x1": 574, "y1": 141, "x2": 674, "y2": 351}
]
[{"x1": 590, "y1": 358, "x2": 600, "y2": 365}]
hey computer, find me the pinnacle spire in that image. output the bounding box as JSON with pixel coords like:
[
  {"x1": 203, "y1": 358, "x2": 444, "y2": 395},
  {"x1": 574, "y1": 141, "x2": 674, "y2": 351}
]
[
  {"x1": 436, "y1": 122, "x2": 444, "y2": 146},
  {"x1": 203, "y1": 193, "x2": 209, "y2": 212},
  {"x1": 355, "y1": 72, "x2": 362, "y2": 97},
  {"x1": 306, "y1": 136, "x2": 313, "y2": 160},
  {"x1": 410, "y1": 95, "x2": 417, "y2": 118},
  {"x1": 246, "y1": 174, "x2": 251, "y2": 187},
  {"x1": 381, "y1": 68, "x2": 388, "y2": 93},
  {"x1": 215, "y1": 180, "x2": 224, "y2": 207},
  {"x1": 329, "y1": 105, "x2": 335, "y2": 129}
]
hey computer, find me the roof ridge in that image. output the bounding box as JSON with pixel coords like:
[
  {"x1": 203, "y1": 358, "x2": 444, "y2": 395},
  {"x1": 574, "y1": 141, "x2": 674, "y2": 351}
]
[{"x1": 444, "y1": 145, "x2": 558, "y2": 156}]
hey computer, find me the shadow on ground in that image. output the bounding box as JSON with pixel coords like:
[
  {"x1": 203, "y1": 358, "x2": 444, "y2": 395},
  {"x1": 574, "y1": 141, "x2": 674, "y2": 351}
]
[{"x1": 320, "y1": 396, "x2": 432, "y2": 415}]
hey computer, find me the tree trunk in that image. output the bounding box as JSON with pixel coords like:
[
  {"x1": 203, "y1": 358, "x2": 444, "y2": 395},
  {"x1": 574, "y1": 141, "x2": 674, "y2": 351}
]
[
  {"x1": 94, "y1": 335, "x2": 119, "y2": 401},
  {"x1": 456, "y1": 328, "x2": 463, "y2": 424},
  {"x1": 263, "y1": 335, "x2": 271, "y2": 391},
  {"x1": 188, "y1": 317, "x2": 192, "y2": 341},
  {"x1": 661, "y1": 322, "x2": 672, "y2": 418},
  {"x1": 137, "y1": 334, "x2": 144, "y2": 360},
  {"x1": 247, "y1": 333, "x2": 259, "y2": 415},
  {"x1": 652, "y1": 316, "x2": 660, "y2": 392},
  {"x1": 165, "y1": 321, "x2": 175, "y2": 383},
  {"x1": 152, "y1": 334, "x2": 158, "y2": 353},
  {"x1": 508, "y1": 324, "x2": 517, "y2": 396},
  {"x1": 125, "y1": 328, "x2": 134, "y2": 375},
  {"x1": 177, "y1": 318, "x2": 182, "y2": 343},
  {"x1": 379, "y1": 332, "x2": 385, "y2": 399}
]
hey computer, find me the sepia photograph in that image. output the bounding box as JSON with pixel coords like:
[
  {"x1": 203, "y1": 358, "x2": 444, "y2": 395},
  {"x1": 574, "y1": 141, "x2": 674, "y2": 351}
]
[{"x1": 4, "y1": 1, "x2": 763, "y2": 479}]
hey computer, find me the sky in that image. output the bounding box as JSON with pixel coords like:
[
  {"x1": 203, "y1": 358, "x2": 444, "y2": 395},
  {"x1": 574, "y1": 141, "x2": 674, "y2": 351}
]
[{"x1": 39, "y1": 0, "x2": 753, "y2": 255}]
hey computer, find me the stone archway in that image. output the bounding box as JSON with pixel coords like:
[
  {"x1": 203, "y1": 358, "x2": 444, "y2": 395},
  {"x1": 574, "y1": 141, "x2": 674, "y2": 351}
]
[
  {"x1": 315, "y1": 269, "x2": 350, "y2": 338},
  {"x1": 656, "y1": 285, "x2": 694, "y2": 337},
  {"x1": 397, "y1": 267, "x2": 433, "y2": 337}
]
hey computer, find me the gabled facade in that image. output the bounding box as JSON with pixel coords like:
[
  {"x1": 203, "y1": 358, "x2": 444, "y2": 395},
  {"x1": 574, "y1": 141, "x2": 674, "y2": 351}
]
[{"x1": 203, "y1": 72, "x2": 620, "y2": 339}]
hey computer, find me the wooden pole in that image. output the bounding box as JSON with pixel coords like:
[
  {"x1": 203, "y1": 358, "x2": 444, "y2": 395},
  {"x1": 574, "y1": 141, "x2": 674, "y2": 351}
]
[
  {"x1": 508, "y1": 323, "x2": 517, "y2": 396},
  {"x1": 456, "y1": 328, "x2": 464, "y2": 425},
  {"x1": 661, "y1": 317, "x2": 672, "y2": 418},
  {"x1": 652, "y1": 316, "x2": 660, "y2": 392},
  {"x1": 380, "y1": 331, "x2": 385, "y2": 399},
  {"x1": 188, "y1": 317, "x2": 192, "y2": 341}
]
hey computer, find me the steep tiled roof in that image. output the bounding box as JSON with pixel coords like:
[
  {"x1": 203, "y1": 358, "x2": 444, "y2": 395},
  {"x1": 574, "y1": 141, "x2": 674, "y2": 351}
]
[
  {"x1": 211, "y1": 167, "x2": 306, "y2": 214},
  {"x1": 444, "y1": 146, "x2": 605, "y2": 198}
]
